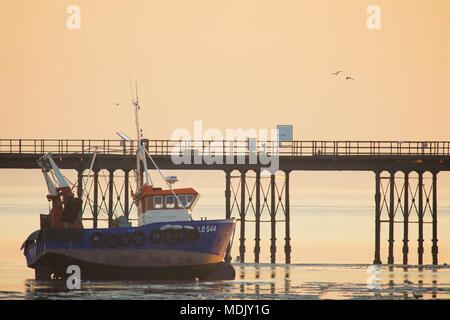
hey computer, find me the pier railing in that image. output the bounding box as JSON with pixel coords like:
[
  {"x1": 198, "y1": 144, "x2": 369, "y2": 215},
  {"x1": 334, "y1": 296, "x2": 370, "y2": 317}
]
[{"x1": 1, "y1": 139, "x2": 450, "y2": 157}]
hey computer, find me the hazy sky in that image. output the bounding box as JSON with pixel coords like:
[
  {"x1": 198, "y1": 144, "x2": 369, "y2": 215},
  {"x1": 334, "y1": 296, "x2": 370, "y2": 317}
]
[
  {"x1": 2, "y1": 0, "x2": 450, "y2": 207},
  {"x1": 1, "y1": 0, "x2": 449, "y2": 140},
  {"x1": 1, "y1": 1, "x2": 450, "y2": 262}
]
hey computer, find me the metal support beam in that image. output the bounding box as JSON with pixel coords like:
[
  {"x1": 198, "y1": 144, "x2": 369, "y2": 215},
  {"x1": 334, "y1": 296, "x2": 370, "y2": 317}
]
[
  {"x1": 284, "y1": 171, "x2": 291, "y2": 264},
  {"x1": 403, "y1": 172, "x2": 409, "y2": 265},
  {"x1": 224, "y1": 170, "x2": 232, "y2": 263},
  {"x1": 124, "y1": 170, "x2": 129, "y2": 219},
  {"x1": 77, "y1": 169, "x2": 83, "y2": 199},
  {"x1": 373, "y1": 171, "x2": 382, "y2": 264},
  {"x1": 254, "y1": 170, "x2": 261, "y2": 263},
  {"x1": 418, "y1": 171, "x2": 424, "y2": 265},
  {"x1": 93, "y1": 170, "x2": 99, "y2": 229},
  {"x1": 432, "y1": 172, "x2": 438, "y2": 265},
  {"x1": 108, "y1": 169, "x2": 114, "y2": 228},
  {"x1": 239, "y1": 171, "x2": 246, "y2": 263},
  {"x1": 270, "y1": 174, "x2": 276, "y2": 264},
  {"x1": 388, "y1": 172, "x2": 395, "y2": 264},
  {"x1": 225, "y1": 171, "x2": 231, "y2": 219}
]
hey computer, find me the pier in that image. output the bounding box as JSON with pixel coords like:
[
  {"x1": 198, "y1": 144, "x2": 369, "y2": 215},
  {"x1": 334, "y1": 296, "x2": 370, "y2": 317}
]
[{"x1": 1, "y1": 138, "x2": 450, "y2": 265}]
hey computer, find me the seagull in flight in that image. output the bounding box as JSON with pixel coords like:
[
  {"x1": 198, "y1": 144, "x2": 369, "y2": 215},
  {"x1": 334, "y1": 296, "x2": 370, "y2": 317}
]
[
  {"x1": 113, "y1": 102, "x2": 123, "y2": 106},
  {"x1": 332, "y1": 71, "x2": 343, "y2": 76},
  {"x1": 346, "y1": 76, "x2": 355, "y2": 81}
]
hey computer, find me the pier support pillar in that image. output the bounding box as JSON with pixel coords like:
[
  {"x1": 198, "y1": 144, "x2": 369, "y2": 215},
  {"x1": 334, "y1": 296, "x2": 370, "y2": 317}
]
[
  {"x1": 93, "y1": 170, "x2": 99, "y2": 229},
  {"x1": 224, "y1": 170, "x2": 232, "y2": 263},
  {"x1": 387, "y1": 172, "x2": 395, "y2": 264},
  {"x1": 432, "y1": 172, "x2": 439, "y2": 265},
  {"x1": 108, "y1": 169, "x2": 115, "y2": 228},
  {"x1": 239, "y1": 171, "x2": 246, "y2": 263},
  {"x1": 418, "y1": 171, "x2": 424, "y2": 265},
  {"x1": 225, "y1": 171, "x2": 231, "y2": 219},
  {"x1": 270, "y1": 174, "x2": 276, "y2": 264},
  {"x1": 77, "y1": 169, "x2": 83, "y2": 199},
  {"x1": 403, "y1": 172, "x2": 409, "y2": 265},
  {"x1": 373, "y1": 171, "x2": 382, "y2": 264},
  {"x1": 124, "y1": 170, "x2": 130, "y2": 219},
  {"x1": 284, "y1": 171, "x2": 291, "y2": 264},
  {"x1": 254, "y1": 170, "x2": 261, "y2": 263}
]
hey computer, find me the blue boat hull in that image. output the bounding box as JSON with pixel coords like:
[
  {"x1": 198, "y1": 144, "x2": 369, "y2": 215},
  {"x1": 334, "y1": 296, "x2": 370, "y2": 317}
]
[{"x1": 23, "y1": 219, "x2": 236, "y2": 280}]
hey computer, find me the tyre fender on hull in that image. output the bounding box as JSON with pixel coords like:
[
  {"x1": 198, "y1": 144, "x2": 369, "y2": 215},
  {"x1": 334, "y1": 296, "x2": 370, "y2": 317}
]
[
  {"x1": 162, "y1": 229, "x2": 177, "y2": 244},
  {"x1": 132, "y1": 231, "x2": 146, "y2": 246},
  {"x1": 176, "y1": 229, "x2": 189, "y2": 242},
  {"x1": 150, "y1": 229, "x2": 162, "y2": 244},
  {"x1": 105, "y1": 234, "x2": 120, "y2": 248},
  {"x1": 89, "y1": 232, "x2": 104, "y2": 247}
]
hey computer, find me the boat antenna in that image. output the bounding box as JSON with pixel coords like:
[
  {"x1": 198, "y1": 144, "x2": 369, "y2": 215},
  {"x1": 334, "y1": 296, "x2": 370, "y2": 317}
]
[
  {"x1": 130, "y1": 78, "x2": 142, "y2": 189},
  {"x1": 130, "y1": 78, "x2": 141, "y2": 148},
  {"x1": 129, "y1": 78, "x2": 153, "y2": 189}
]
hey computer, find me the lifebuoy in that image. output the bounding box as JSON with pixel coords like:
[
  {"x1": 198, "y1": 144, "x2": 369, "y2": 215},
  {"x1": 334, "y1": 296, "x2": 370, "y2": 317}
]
[
  {"x1": 119, "y1": 233, "x2": 132, "y2": 246},
  {"x1": 188, "y1": 229, "x2": 201, "y2": 242},
  {"x1": 150, "y1": 229, "x2": 162, "y2": 244},
  {"x1": 105, "y1": 234, "x2": 120, "y2": 248},
  {"x1": 162, "y1": 229, "x2": 177, "y2": 244},
  {"x1": 176, "y1": 229, "x2": 189, "y2": 242},
  {"x1": 89, "y1": 232, "x2": 104, "y2": 247},
  {"x1": 132, "y1": 231, "x2": 146, "y2": 246}
]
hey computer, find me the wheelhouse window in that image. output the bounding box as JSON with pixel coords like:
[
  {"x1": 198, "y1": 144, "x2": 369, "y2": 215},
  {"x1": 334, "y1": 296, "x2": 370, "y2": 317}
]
[
  {"x1": 186, "y1": 195, "x2": 195, "y2": 206},
  {"x1": 177, "y1": 194, "x2": 195, "y2": 208},
  {"x1": 153, "y1": 196, "x2": 163, "y2": 209},
  {"x1": 165, "y1": 195, "x2": 175, "y2": 208},
  {"x1": 177, "y1": 195, "x2": 187, "y2": 207}
]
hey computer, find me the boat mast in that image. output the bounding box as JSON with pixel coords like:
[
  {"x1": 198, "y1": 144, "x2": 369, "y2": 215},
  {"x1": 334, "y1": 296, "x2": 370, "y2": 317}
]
[
  {"x1": 128, "y1": 80, "x2": 191, "y2": 219},
  {"x1": 133, "y1": 80, "x2": 141, "y2": 148},
  {"x1": 131, "y1": 79, "x2": 150, "y2": 189}
]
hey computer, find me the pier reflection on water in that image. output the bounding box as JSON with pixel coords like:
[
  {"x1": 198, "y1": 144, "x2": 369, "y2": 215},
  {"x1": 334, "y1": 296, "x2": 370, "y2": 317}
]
[{"x1": 234, "y1": 264, "x2": 446, "y2": 300}]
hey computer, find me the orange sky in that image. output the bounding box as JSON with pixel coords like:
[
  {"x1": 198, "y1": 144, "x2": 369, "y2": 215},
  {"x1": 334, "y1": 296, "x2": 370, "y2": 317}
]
[{"x1": 1, "y1": 0, "x2": 449, "y2": 140}]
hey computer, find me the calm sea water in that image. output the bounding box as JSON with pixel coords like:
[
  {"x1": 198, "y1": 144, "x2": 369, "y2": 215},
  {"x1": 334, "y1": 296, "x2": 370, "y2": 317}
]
[
  {"x1": 2, "y1": 202, "x2": 450, "y2": 300},
  {"x1": 1, "y1": 261, "x2": 450, "y2": 300}
]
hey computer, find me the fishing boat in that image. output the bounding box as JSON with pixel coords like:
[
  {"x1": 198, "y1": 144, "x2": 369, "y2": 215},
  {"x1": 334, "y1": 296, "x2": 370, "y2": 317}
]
[{"x1": 21, "y1": 86, "x2": 236, "y2": 281}]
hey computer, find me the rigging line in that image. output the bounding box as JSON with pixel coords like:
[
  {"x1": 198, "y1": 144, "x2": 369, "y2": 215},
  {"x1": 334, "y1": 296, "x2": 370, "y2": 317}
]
[
  {"x1": 82, "y1": 190, "x2": 94, "y2": 216},
  {"x1": 112, "y1": 179, "x2": 126, "y2": 215},
  {"x1": 49, "y1": 169, "x2": 76, "y2": 195},
  {"x1": 81, "y1": 175, "x2": 96, "y2": 214},
  {"x1": 83, "y1": 194, "x2": 110, "y2": 217},
  {"x1": 143, "y1": 148, "x2": 192, "y2": 219},
  {"x1": 111, "y1": 181, "x2": 124, "y2": 217},
  {"x1": 83, "y1": 172, "x2": 95, "y2": 203},
  {"x1": 81, "y1": 149, "x2": 97, "y2": 201}
]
